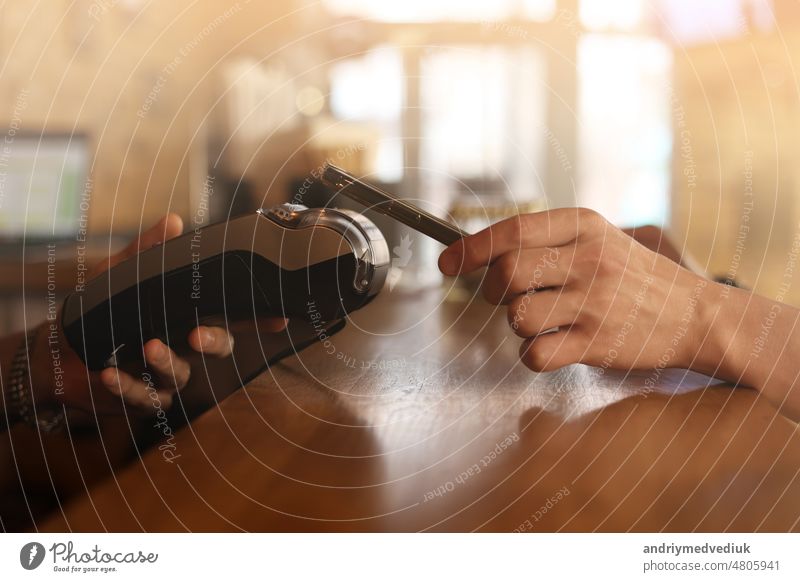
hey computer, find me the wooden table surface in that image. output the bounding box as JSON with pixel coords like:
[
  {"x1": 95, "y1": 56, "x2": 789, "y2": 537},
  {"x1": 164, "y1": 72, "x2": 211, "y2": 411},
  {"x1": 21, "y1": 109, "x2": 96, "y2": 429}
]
[{"x1": 42, "y1": 286, "x2": 800, "y2": 532}]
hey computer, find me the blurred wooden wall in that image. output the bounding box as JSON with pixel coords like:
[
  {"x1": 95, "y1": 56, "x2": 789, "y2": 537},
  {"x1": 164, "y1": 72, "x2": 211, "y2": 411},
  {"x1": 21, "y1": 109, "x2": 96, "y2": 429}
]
[
  {"x1": 672, "y1": 32, "x2": 800, "y2": 303},
  {"x1": 0, "y1": 0, "x2": 321, "y2": 234}
]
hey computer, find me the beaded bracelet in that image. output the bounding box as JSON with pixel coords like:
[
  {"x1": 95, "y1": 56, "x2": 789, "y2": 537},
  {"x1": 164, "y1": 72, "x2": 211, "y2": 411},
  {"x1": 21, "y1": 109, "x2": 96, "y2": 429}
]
[{"x1": 6, "y1": 326, "x2": 65, "y2": 433}]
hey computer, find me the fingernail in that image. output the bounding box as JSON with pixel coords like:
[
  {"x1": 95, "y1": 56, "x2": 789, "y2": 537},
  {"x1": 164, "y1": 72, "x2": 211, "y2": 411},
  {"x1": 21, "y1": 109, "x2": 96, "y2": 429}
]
[
  {"x1": 201, "y1": 328, "x2": 214, "y2": 348},
  {"x1": 152, "y1": 341, "x2": 167, "y2": 359},
  {"x1": 101, "y1": 368, "x2": 116, "y2": 387},
  {"x1": 439, "y1": 250, "x2": 461, "y2": 275}
]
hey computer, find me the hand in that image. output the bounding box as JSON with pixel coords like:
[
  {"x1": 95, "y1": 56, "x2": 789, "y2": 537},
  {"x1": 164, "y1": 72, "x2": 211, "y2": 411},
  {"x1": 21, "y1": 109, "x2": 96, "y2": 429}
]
[
  {"x1": 32, "y1": 214, "x2": 285, "y2": 415},
  {"x1": 438, "y1": 208, "x2": 714, "y2": 374}
]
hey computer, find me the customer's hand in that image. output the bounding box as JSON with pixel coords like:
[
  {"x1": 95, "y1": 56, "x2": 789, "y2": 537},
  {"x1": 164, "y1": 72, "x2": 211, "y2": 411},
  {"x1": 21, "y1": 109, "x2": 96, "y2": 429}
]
[
  {"x1": 438, "y1": 208, "x2": 712, "y2": 374},
  {"x1": 32, "y1": 214, "x2": 286, "y2": 415}
]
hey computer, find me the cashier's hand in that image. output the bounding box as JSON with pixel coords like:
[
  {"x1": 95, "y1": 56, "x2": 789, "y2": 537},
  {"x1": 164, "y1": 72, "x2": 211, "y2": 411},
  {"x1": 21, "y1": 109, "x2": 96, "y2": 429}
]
[
  {"x1": 36, "y1": 214, "x2": 286, "y2": 415},
  {"x1": 438, "y1": 208, "x2": 711, "y2": 374}
]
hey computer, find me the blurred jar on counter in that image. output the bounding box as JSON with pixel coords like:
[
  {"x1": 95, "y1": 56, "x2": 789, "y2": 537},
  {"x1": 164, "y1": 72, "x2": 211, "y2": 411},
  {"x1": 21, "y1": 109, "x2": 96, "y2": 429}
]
[{"x1": 444, "y1": 191, "x2": 546, "y2": 302}]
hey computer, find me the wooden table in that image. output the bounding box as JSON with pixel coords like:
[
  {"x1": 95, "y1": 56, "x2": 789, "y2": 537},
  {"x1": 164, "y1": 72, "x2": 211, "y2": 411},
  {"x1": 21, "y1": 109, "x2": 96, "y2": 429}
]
[{"x1": 42, "y1": 286, "x2": 800, "y2": 532}]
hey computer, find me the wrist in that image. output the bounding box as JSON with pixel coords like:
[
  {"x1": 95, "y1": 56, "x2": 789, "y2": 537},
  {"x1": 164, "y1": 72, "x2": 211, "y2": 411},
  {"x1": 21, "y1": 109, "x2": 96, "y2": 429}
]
[{"x1": 691, "y1": 281, "x2": 751, "y2": 383}]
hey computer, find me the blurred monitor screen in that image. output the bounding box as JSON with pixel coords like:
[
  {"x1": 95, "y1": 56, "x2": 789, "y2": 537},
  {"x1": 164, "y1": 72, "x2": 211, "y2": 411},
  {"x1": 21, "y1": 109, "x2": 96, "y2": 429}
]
[{"x1": 0, "y1": 133, "x2": 89, "y2": 239}]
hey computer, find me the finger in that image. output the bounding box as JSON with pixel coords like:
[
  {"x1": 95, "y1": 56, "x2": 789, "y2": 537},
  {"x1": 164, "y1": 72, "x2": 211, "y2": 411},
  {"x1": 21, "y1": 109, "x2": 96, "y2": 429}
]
[
  {"x1": 519, "y1": 329, "x2": 586, "y2": 372},
  {"x1": 107, "y1": 213, "x2": 184, "y2": 270},
  {"x1": 482, "y1": 246, "x2": 573, "y2": 305},
  {"x1": 439, "y1": 208, "x2": 606, "y2": 276},
  {"x1": 101, "y1": 367, "x2": 129, "y2": 398},
  {"x1": 100, "y1": 367, "x2": 174, "y2": 409},
  {"x1": 507, "y1": 289, "x2": 580, "y2": 338},
  {"x1": 261, "y1": 317, "x2": 289, "y2": 333},
  {"x1": 187, "y1": 326, "x2": 235, "y2": 357},
  {"x1": 143, "y1": 339, "x2": 191, "y2": 391}
]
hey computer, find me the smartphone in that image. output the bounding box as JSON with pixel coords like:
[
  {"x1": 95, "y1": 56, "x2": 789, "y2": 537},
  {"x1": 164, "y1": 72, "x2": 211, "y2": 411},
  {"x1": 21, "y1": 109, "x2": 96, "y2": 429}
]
[{"x1": 321, "y1": 164, "x2": 469, "y2": 246}]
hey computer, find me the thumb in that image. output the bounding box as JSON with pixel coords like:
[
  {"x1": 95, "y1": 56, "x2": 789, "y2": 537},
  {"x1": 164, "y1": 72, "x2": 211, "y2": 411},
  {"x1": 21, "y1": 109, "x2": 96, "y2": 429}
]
[{"x1": 93, "y1": 213, "x2": 184, "y2": 276}]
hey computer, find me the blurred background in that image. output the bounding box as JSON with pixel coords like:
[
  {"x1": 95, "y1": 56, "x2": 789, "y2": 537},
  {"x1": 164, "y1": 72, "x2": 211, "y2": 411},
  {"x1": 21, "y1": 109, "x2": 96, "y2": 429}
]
[
  {"x1": 2, "y1": 0, "x2": 800, "y2": 531},
  {"x1": 0, "y1": 0, "x2": 798, "y2": 332}
]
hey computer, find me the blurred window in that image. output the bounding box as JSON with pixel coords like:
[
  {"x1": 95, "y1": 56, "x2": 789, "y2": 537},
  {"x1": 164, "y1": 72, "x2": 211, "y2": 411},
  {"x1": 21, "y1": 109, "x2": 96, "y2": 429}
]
[
  {"x1": 420, "y1": 46, "x2": 547, "y2": 201},
  {"x1": 654, "y1": 0, "x2": 774, "y2": 44},
  {"x1": 324, "y1": 0, "x2": 556, "y2": 22},
  {"x1": 578, "y1": 35, "x2": 672, "y2": 226},
  {"x1": 580, "y1": 0, "x2": 649, "y2": 31},
  {"x1": 329, "y1": 47, "x2": 404, "y2": 181},
  {"x1": 324, "y1": 0, "x2": 727, "y2": 227},
  {"x1": 579, "y1": 0, "x2": 775, "y2": 39}
]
